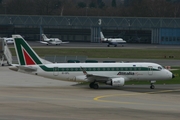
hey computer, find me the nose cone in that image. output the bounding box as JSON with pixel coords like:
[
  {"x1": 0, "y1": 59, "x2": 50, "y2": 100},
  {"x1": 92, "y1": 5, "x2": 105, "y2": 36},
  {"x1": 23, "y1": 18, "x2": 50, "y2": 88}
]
[
  {"x1": 165, "y1": 70, "x2": 174, "y2": 79},
  {"x1": 172, "y1": 74, "x2": 175, "y2": 78}
]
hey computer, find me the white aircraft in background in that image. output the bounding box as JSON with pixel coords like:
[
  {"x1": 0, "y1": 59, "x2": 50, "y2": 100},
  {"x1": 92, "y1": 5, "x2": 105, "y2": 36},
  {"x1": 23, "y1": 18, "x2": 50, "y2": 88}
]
[
  {"x1": 100, "y1": 31, "x2": 126, "y2": 47},
  {"x1": 10, "y1": 35, "x2": 174, "y2": 89},
  {"x1": 3, "y1": 37, "x2": 14, "y2": 44},
  {"x1": 40, "y1": 34, "x2": 69, "y2": 45}
]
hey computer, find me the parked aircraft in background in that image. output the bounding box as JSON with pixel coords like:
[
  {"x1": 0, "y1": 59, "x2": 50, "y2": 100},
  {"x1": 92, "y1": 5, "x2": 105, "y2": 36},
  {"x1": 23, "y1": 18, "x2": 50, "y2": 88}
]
[
  {"x1": 40, "y1": 34, "x2": 69, "y2": 45},
  {"x1": 10, "y1": 35, "x2": 174, "y2": 89},
  {"x1": 3, "y1": 37, "x2": 14, "y2": 44},
  {"x1": 100, "y1": 32, "x2": 126, "y2": 47}
]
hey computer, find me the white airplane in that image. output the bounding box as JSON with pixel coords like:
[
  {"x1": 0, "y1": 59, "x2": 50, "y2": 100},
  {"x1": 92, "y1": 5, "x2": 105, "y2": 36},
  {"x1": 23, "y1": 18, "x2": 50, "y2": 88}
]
[
  {"x1": 40, "y1": 34, "x2": 69, "y2": 45},
  {"x1": 10, "y1": 35, "x2": 174, "y2": 89},
  {"x1": 3, "y1": 37, "x2": 14, "y2": 44},
  {"x1": 100, "y1": 31, "x2": 126, "y2": 47}
]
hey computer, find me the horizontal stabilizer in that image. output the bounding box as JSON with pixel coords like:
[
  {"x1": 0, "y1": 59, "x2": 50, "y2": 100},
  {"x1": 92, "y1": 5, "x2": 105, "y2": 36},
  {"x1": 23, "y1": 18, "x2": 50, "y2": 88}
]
[
  {"x1": 9, "y1": 64, "x2": 37, "y2": 72},
  {"x1": 18, "y1": 65, "x2": 37, "y2": 72}
]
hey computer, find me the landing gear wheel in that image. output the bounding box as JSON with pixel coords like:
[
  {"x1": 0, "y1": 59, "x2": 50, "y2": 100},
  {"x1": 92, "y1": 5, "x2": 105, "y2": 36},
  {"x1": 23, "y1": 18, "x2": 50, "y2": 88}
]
[
  {"x1": 93, "y1": 83, "x2": 99, "y2": 89},
  {"x1": 114, "y1": 45, "x2": 117, "y2": 47},
  {"x1": 150, "y1": 84, "x2": 155, "y2": 89},
  {"x1": 89, "y1": 82, "x2": 94, "y2": 88},
  {"x1": 89, "y1": 82, "x2": 99, "y2": 89},
  {"x1": 107, "y1": 44, "x2": 110, "y2": 47}
]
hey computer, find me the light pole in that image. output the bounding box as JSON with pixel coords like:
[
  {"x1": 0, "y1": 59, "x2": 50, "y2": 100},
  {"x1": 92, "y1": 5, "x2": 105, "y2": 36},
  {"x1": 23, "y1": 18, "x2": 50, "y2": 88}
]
[
  {"x1": 3, "y1": 2, "x2": 7, "y2": 14},
  {"x1": 60, "y1": 6, "x2": 64, "y2": 16},
  {"x1": 128, "y1": 20, "x2": 131, "y2": 30},
  {"x1": 86, "y1": 7, "x2": 88, "y2": 16},
  {"x1": 68, "y1": 19, "x2": 71, "y2": 26}
]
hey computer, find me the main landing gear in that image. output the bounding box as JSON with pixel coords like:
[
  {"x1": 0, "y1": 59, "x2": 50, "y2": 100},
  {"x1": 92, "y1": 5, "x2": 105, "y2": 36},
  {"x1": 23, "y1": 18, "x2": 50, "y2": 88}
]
[
  {"x1": 107, "y1": 44, "x2": 124, "y2": 47},
  {"x1": 107, "y1": 44, "x2": 117, "y2": 47},
  {"x1": 150, "y1": 81, "x2": 156, "y2": 89},
  {"x1": 89, "y1": 82, "x2": 99, "y2": 89}
]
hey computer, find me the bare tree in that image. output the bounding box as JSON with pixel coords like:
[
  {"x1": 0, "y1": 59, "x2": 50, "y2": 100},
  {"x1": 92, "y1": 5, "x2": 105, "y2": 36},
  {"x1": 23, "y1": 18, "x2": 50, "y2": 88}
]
[
  {"x1": 171, "y1": 2, "x2": 180, "y2": 17},
  {"x1": 148, "y1": 0, "x2": 171, "y2": 17},
  {"x1": 33, "y1": 0, "x2": 62, "y2": 15},
  {"x1": 0, "y1": 0, "x2": 178, "y2": 17},
  {"x1": 5, "y1": 0, "x2": 35, "y2": 15}
]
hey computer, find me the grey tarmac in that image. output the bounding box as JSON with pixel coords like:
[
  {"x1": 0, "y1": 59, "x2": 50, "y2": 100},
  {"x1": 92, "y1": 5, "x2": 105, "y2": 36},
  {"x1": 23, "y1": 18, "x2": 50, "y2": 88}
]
[{"x1": 0, "y1": 66, "x2": 180, "y2": 120}]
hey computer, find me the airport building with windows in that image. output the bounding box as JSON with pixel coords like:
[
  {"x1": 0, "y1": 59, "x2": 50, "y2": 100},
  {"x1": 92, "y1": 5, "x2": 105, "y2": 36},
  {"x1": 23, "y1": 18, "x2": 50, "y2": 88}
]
[{"x1": 0, "y1": 15, "x2": 180, "y2": 45}]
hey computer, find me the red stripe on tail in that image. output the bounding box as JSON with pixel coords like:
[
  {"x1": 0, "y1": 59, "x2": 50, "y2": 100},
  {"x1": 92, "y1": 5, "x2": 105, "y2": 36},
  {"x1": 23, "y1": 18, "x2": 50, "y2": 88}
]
[{"x1": 23, "y1": 49, "x2": 36, "y2": 65}]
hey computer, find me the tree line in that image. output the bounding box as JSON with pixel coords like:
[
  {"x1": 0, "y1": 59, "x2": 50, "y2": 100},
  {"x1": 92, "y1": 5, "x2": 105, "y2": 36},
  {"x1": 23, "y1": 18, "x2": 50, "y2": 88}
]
[{"x1": 0, "y1": 0, "x2": 180, "y2": 17}]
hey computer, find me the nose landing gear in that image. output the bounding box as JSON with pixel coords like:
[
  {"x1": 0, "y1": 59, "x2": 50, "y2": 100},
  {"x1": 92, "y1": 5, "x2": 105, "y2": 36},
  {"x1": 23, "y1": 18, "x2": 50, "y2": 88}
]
[
  {"x1": 150, "y1": 81, "x2": 156, "y2": 89},
  {"x1": 150, "y1": 84, "x2": 155, "y2": 89}
]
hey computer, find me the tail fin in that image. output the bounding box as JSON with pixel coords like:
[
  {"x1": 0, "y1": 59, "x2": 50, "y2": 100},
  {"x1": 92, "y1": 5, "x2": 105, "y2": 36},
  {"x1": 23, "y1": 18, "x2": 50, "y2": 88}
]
[
  {"x1": 41, "y1": 34, "x2": 48, "y2": 41},
  {"x1": 100, "y1": 32, "x2": 104, "y2": 41},
  {"x1": 12, "y1": 35, "x2": 43, "y2": 65},
  {"x1": 100, "y1": 31, "x2": 105, "y2": 39}
]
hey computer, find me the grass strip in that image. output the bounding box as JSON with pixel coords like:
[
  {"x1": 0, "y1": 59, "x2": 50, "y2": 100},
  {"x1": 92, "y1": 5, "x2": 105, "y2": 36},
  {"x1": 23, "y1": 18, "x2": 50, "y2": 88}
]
[{"x1": 10, "y1": 48, "x2": 180, "y2": 59}]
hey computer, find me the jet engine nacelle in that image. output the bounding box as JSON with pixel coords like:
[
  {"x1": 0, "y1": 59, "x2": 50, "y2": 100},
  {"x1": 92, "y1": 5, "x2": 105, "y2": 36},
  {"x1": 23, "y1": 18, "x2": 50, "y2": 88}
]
[{"x1": 106, "y1": 78, "x2": 125, "y2": 87}]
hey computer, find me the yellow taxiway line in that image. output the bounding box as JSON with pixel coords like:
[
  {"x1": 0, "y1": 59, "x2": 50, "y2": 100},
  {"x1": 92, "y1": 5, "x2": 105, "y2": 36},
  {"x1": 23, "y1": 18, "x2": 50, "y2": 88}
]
[{"x1": 94, "y1": 89, "x2": 180, "y2": 107}]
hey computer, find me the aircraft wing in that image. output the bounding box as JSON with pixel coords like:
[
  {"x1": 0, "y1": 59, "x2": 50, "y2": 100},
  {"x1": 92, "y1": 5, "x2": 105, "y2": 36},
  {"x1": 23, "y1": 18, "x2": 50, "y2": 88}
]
[
  {"x1": 80, "y1": 67, "x2": 114, "y2": 82},
  {"x1": 86, "y1": 74, "x2": 111, "y2": 82}
]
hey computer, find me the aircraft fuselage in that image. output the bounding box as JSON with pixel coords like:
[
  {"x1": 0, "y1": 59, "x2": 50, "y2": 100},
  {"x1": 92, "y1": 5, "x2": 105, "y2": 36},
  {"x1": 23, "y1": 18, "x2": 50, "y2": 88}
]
[{"x1": 19, "y1": 63, "x2": 173, "y2": 82}]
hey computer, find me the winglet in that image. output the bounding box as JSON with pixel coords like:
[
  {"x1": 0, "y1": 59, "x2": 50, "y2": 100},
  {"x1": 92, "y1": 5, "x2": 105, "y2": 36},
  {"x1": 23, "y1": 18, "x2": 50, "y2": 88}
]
[{"x1": 80, "y1": 66, "x2": 87, "y2": 75}]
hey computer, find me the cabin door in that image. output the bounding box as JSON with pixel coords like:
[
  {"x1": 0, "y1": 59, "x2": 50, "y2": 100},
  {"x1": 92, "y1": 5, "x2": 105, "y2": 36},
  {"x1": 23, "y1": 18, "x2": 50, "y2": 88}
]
[
  {"x1": 148, "y1": 66, "x2": 153, "y2": 75},
  {"x1": 53, "y1": 67, "x2": 59, "y2": 76}
]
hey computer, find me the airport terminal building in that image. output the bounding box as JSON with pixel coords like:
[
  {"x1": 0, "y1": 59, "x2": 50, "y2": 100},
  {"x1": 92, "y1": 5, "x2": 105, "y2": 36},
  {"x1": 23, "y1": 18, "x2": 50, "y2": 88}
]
[{"x1": 0, "y1": 15, "x2": 180, "y2": 45}]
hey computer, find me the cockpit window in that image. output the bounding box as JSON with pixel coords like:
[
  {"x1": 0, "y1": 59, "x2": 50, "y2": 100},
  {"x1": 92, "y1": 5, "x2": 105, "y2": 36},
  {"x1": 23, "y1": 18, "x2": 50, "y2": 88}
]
[{"x1": 158, "y1": 66, "x2": 163, "y2": 70}]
